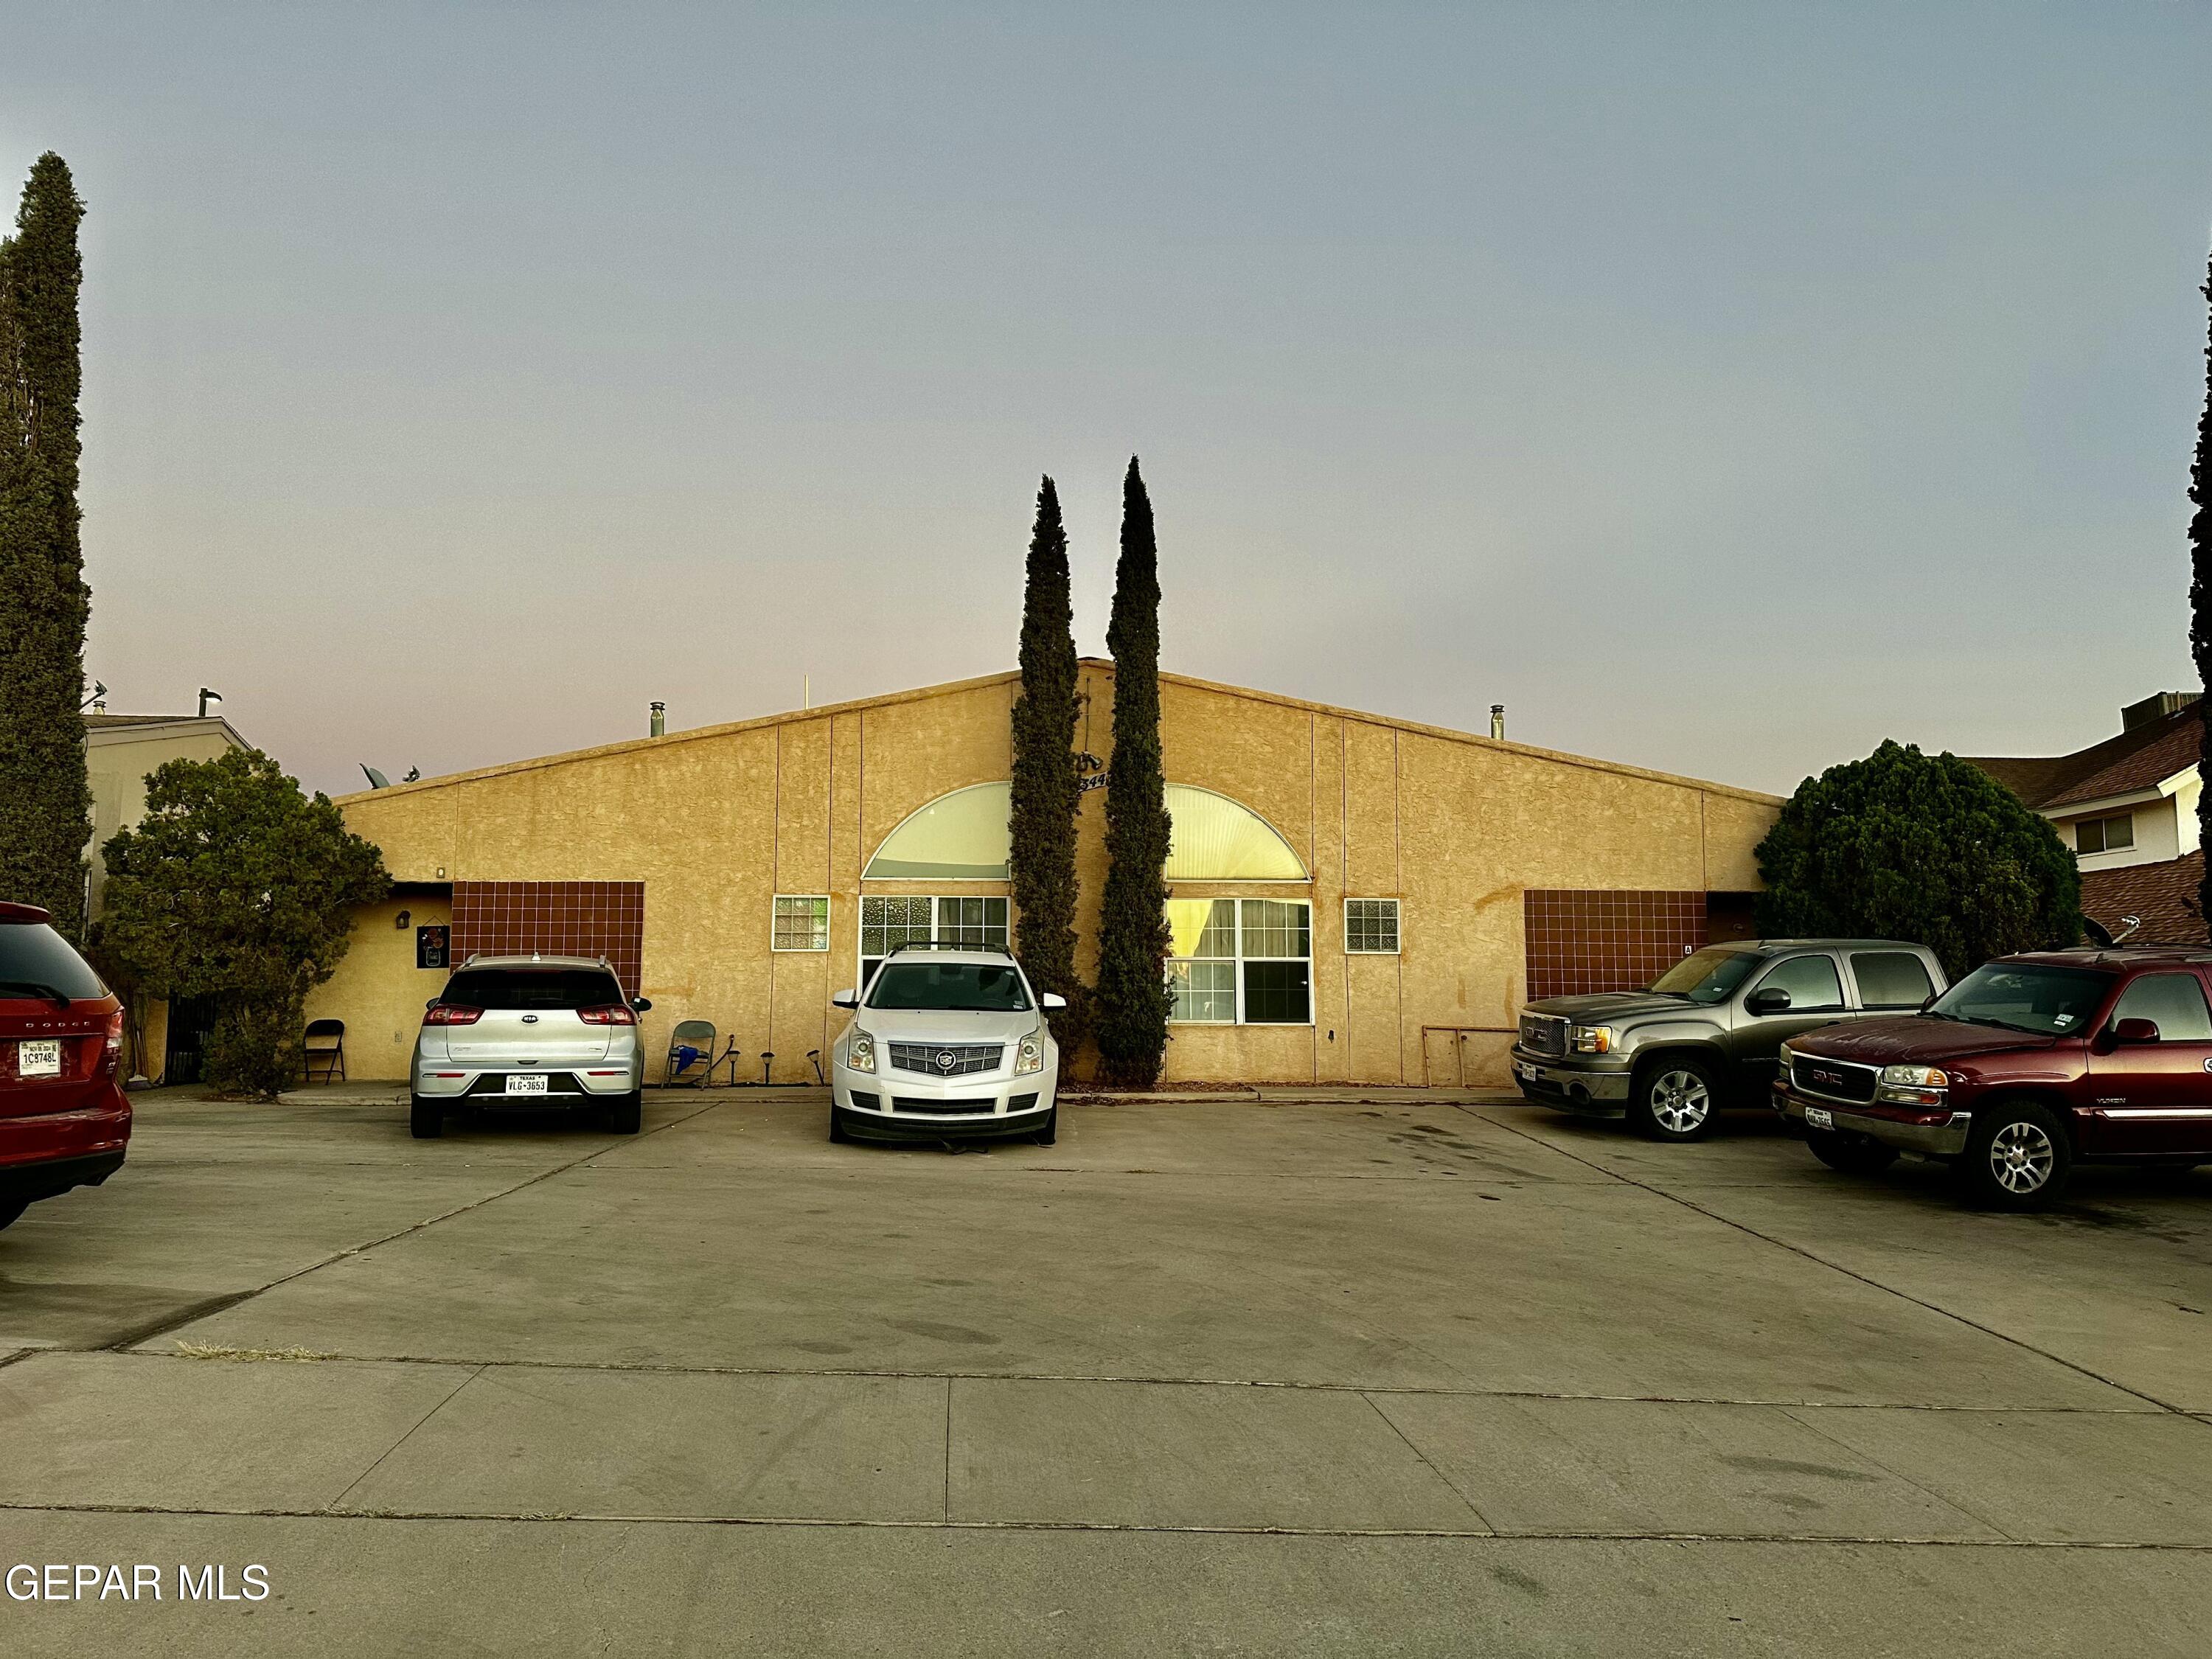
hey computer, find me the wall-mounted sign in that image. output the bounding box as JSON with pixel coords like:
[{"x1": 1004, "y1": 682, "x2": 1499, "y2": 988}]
[{"x1": 416, "y1": 925, "x2": 450, "y2": 970}]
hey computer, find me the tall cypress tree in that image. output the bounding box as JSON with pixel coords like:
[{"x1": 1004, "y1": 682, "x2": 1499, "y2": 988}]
[
  {"x1": 0, "y1": 154, "x2": 92, "y2": 940},
  {"x1": 1009, "y1": 475, "x2": 1084, "y2": 1046},
  {"x1": 1094, "y1": 456, "x2": 1172, "y2": 1085},
  {"x1": 2191, "y1": 254, "x2": 2212, "y2": 933}
]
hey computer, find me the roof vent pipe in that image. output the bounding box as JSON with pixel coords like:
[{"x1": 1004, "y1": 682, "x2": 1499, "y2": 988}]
[
  {"x1": 1490, "y1": 704, "x2": 1506, "y2": 740},
  {"x1": 649, "y1": 700, "x2": 666, "y2": 738}
]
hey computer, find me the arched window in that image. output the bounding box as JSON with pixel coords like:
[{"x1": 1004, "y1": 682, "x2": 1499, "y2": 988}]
[
  {"x1": 860, "y1": 780, "x2": 1305, "y2": 883},
  {"x1": 863, "y1": 783, "x2": 1011, "y2": 880},
  {"x1": 1164, "y1": 785, "x2": 1306, "y2": 881}
]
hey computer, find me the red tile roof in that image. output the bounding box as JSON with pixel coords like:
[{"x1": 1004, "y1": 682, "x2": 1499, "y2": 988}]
[{"x1": 2079, "y1": 852, "x2": 2206, "y2": 947}]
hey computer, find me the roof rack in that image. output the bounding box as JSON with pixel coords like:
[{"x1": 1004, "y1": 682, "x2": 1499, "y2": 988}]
[{"x1": 885, "y1": 940, "x2": 1015, "y2": 959}]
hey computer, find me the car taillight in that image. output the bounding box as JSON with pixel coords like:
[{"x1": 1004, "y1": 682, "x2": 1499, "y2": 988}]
[
  {"x1": 100, "y1": 1009, "x2": 123, "y2": 1077},
  {"x1": 423, "y1": 1004, "x2": 484, "y2": 1026},
  {"x1": 577, "y1": 1005, "x2": 637, "y2": 1026}
]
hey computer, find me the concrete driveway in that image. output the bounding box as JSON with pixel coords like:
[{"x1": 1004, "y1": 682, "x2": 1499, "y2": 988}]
[{"x1": 1, "y1": 1087, "x2": 2209, "y2": 1655}]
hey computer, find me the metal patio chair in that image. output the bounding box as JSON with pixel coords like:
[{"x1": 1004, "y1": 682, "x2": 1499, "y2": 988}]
[
  {"x1": 302, "y1": 1019, "x2": 346, "y2": 1083},
  {"x1": 664, "y1": 1019, "x2": 716, "y2": 1087}
]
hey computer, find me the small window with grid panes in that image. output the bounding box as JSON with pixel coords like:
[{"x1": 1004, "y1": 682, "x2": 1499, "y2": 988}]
[
  {"x1": 1344, "y1": 898, "x2": 1399, "y2": 954},
  {"x1": 771, "y1": 895, "x2": 830, "y2": 952}
]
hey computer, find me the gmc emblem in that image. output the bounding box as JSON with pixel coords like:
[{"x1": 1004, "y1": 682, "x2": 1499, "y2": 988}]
[{"x1": 1809, "y1": 1068, "x2": 1843, "y2": 1088}]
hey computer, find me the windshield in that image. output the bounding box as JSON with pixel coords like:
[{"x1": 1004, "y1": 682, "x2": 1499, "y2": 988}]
[
  {"x1": 1927, "y1": 961, "x2": 2110, "y2": 1036},
  {"x1": 439, "y1": 968, "x2": 625, "y2": 1010},
  {"x1": 1647, "y1": 948, "x2": 1760, "y2": 1005},
  {"x1": 0, "y1": 920, "x2": 108, "y2": 1002},
  {"x1": 866, "y1": 961, "x2": 1032, "y2": 1012}
]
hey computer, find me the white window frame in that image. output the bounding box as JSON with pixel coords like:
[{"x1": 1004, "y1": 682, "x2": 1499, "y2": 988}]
[
  {"x1": 1343, "y1": 897, "x2": 1401, "y2": 956},
  {"x1": 1166, "y1": 897, "x2": 1313, "y2": 1026},
  {"x1": 771, "y1": 894, "x2": 831, "y2": 952},
  {"x1": 858, "y1": 894, "x2": 1010, "y2": 987},
  {"x1": 2075, "y1": 813, "x2": 2135, "y2": 855}
]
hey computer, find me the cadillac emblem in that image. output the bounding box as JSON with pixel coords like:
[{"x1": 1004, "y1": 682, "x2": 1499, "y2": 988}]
[{"x1": 936, "y1": 1050, "x2": 958, "y2": 1073}]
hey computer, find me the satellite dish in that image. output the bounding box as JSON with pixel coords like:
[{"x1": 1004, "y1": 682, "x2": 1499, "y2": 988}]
[
  {"x1": 2083, "y1": 917, "x2": 2115, "y2": 949},
  {"x1": 361, "y1": 765, "x2": 392, "y2": 790}
]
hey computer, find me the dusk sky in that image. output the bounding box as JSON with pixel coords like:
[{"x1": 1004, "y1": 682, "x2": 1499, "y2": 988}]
[{"x1": 5, "y1": 4, "x2": 2210, "y2": 799}]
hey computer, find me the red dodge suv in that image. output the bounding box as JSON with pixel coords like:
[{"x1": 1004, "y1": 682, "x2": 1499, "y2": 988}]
[
  {"x1": 1774, "y1": 948, "x2": 2212, "y2": 1209},
  {"x1": 0, "y1": 902, "x2": 131, "y2": 1232}
]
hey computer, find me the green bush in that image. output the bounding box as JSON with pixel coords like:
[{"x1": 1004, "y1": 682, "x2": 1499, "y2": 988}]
[
  {"x1": 99, "y1": 748, "x2": 387, "y2": 1099},
  {"x1": 1754, "y1": 740, "x2": 2079, "y2": 980}
]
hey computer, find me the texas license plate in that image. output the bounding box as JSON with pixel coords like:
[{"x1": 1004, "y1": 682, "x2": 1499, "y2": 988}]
[
  {"x1": 1804, "y1": 1106, "x2": 1833, "y2": 1130},
  {"x1": 504, "y1": 1074, "x2": 549, "y2": 1095},
  {"x1": 17, "y1": 1039, "x2": 61, "y2": 1078}
]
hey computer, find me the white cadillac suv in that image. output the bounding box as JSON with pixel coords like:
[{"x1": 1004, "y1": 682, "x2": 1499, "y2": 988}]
[{"x1": 829, "y1": 944, "x2": 1063, "y2": 1144}]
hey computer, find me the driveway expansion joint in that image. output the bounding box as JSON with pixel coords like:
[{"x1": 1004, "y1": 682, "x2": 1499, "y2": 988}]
[{"x1": 1, "y1": 1500, "x2": 2208, "y2": 1550}]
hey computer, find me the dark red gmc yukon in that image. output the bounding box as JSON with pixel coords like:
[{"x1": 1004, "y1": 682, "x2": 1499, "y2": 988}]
[
  {"x1": 1774, "y1": 948, "x2": 2212, "y2": 1210},
  {"x1": 0, "y1": 901, "x2": 131, "y2": 1232}
]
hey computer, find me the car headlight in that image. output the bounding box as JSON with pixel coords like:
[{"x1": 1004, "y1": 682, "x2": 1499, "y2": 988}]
[
  {"x1": 1014, "y1": 1031, "x2": 1044, "y2": 1075},
  {"x1": 1880, "y1": 1065, "x2": 1948, "y2": 1088},
  {"x1": 1877, "y1": 1063, "x2": 1947, "y2": 1105},
  {"x1": 846, "y1": 1032, "x2": 875, "y2": 1074},
  {"x1": 1570, "y1": 1025, "x2": 1615, "y2": 1054}
]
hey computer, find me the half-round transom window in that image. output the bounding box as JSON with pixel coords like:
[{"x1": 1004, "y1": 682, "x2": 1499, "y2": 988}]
[
  {"x1": 1164, "y1": 784, "x2": 1306, "y2": 880},
  {"x1": 862, "y1": 780, "x2": 1307, "y2": 882},
  {"x1": 864, "y1": 783, "x2": 1012, "y2": 880}
]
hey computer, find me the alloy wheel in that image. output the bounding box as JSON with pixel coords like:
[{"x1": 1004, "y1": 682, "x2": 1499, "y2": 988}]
[
  {"x1": 1988, "y1": 1121, "x2": 2056, "y2": 1194},
  {"x1": 1650, "y1": 1069, "x2": 1711, "y2": 1134}
]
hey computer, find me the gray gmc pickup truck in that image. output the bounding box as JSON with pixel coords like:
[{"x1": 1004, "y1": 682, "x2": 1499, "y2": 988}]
[{"x1": 1511, "y1": 939, "x2": 1948, "y2": 1141}]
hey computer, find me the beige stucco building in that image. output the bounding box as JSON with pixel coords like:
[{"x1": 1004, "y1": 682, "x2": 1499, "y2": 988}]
[{"x1": 307, "y1": 664, "x2": 1781, "y2": 1088}]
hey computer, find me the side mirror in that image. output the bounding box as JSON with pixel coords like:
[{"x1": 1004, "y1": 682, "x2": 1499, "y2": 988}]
[
  {"x1": 1041, "y1": 992, "x2": 1068, "y2": 1010},
  {"x1": 2114, "y1": 1017, "x2": 2161, "y2": 1045},
  {"x1": 632, "y1": 997, "x2": 653, "y2": 1013},
  {"x1": 1919, "y1": 992, "x2": 1938, "y2": 1012},
  {"x1": 1746, "y1": 987, "x2": 1793, "y2": 1016},
  {"x1": 425, "y1": 997, "x2": 440, "y2": 1011},
  {"x1": 831, "y1": 990, "x2": 859, "y2": 1009}
]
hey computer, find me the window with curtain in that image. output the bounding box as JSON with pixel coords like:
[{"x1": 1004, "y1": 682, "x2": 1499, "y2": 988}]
[
  {"x1": 1166, "y1": 899, "x2": 1239, "y2": 1023},
  {"x1": 1164, "y1": 897, "x2": 1312, "y2": 1025}
]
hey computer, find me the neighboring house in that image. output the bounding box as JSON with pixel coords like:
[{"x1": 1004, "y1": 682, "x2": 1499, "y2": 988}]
[
  {"x1": 1965, "y1": 692, "x2": 2201, "y2": 874},
  {"x1": 1966, "y1": 692, "x2": 2207, "y2": 945},
  {"x1": 83, "y1": 709, "x2": 251, "y2": 1082},
  {"x1": 86, "y1": 711, "x2": 251, "y2": 918}
]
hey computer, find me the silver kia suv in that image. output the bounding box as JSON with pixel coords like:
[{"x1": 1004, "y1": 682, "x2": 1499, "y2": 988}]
[
  {"x1": 411, "y1": 954, "x2": 651, "y2": 1139},
  {"x1": 828, "y1": 943, "x2": 1064, "y2": 1144}
]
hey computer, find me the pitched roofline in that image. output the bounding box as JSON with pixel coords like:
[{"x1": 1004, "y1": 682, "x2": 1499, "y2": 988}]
[
  {"x1": 1965, "y1": 699, "x2": 2202, "y2": 809},
  {"x1": 332, "y1": 669, "x2": 1025, "y2": 803},
  {"x1": 335, "y1": 662, "x2": 1783, "y2": 809},
  {"x1": 1120, "y1": 661, "x2": 1784, "y2": 805}
]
